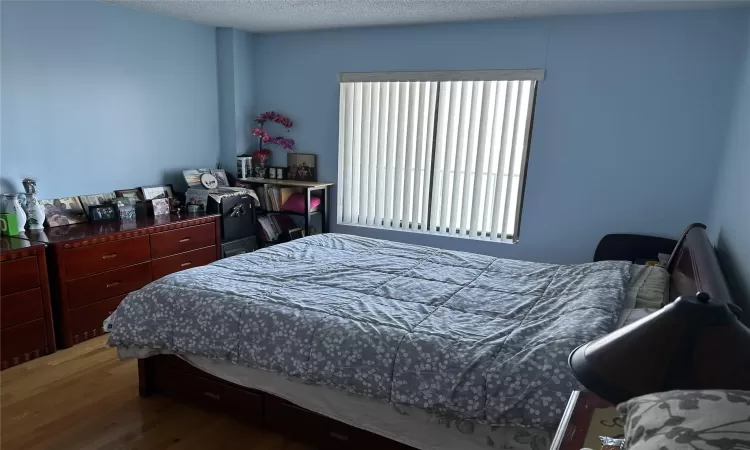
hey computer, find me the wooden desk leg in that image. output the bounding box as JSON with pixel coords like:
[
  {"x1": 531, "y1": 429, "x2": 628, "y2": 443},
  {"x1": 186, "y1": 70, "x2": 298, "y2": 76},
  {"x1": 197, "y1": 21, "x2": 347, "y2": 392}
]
[{"x1": 322, "y1": 186, "x2": 328, "y2": 233}]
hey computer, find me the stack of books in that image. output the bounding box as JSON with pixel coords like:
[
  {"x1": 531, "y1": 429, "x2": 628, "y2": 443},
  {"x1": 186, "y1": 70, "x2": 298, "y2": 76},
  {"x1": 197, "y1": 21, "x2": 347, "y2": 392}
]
[{"x1": 253, "y1": 185, "x2": 296, "y2": 212}]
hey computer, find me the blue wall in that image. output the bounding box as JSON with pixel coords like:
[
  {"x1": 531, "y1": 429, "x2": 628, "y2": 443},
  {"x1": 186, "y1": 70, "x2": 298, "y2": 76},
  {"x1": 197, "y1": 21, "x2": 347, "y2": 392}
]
[
  {"x1": 217, "y1": 28, "x2": 256, "y2": 172},
  {"x1": 254, "y1": 10, "x2": 747, "y2": 263},
  {"x1": 710, "y1": 10, "x2": 750, "y2": 312},
  {"x1": 0, "y1": 1, "x2": 219, "y2": 198}
]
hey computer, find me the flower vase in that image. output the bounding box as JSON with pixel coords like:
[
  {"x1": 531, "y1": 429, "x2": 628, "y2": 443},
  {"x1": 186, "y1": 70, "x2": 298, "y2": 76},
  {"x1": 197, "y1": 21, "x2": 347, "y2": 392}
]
[
  {"x1": 24, "y1": 193, "x2": 46, "y2": 230},
  {"x1": 2, "y1": 194, "x2": 27, "y2": 232}
]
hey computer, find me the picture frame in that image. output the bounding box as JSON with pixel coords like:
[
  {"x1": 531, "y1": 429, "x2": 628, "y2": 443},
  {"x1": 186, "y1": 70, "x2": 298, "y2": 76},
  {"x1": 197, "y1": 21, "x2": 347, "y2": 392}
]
[
  {"x1": 210, "y1": 169, "x2": 229, "y2": 187},
  {"x1": 89, "y1": 204, "x2": 119, "y2": 222},
  {"x1": 140, "y1": 184, "x2": 174, "y2": 201},
  {"x1": 39, "y1": 197, "x2": 88, "y2": 227},
  {"x1": 118, "y1": 203, "x2": 136, "y2": 220},
  {"x1": 237, "y1": 156, "x2": 252, "y2": 179},
  {"x1": 115, "y1": 188, "x2": 142, "y2": 202},
  {"x1": 79, "y1": 192, "x2": 116, "y2": 215},
  {"x1": 152, "y1": 198, "x2": 170, "y2": 216},
  {"x1": 182, "y1": 169, "x2": 211, "y2": 187},
  {"x1": 287, "y1": 153, "x2": 317, "y2": 182}
]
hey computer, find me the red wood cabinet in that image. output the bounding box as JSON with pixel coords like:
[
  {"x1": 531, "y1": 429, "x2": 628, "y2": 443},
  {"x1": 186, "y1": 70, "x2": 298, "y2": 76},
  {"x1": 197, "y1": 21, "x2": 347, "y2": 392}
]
[
  {"x1": 20, "y1": 214, "x2": 221, "y2": 348},
  {"x1": 0, "y1": 238, "x2": 56, "y2": 370}
]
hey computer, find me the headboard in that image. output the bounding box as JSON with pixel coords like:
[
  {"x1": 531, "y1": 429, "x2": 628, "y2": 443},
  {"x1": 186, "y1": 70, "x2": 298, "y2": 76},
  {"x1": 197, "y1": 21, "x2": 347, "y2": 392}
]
[{"x1": 666, "y1": 223, "x2": 747, "y2": 325}]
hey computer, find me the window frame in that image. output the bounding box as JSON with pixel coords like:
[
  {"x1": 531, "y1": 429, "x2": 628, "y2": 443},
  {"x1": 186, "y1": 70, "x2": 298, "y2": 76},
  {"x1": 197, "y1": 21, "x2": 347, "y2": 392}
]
[{"x1": 337, "y1": 69, "x2": 543, "y2": 243}]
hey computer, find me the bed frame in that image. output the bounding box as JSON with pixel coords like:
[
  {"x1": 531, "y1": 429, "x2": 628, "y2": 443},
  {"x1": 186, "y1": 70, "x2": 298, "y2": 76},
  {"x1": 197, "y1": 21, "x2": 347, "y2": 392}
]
[{"x1": 137, "y1": 223, "x2": 741, "y2": 449}]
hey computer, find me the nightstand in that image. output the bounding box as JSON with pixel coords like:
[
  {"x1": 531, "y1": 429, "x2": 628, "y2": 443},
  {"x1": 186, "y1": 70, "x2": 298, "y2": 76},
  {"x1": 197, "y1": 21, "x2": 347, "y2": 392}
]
[{"x1": 550, "y1": 390, "x2": 623, "y2": 450}]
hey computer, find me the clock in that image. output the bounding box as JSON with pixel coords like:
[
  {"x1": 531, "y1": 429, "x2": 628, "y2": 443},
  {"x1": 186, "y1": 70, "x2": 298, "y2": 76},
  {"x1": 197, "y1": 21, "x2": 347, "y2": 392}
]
[{"x1": 200, "y1": 173, "x2": 219, "y2": 189}]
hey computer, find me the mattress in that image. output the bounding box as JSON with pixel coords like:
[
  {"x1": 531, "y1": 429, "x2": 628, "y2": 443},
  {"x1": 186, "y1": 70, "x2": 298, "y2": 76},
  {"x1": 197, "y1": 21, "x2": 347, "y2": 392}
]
[{"x1": 107, "y1": 233, "x2": 631, "y2": 429}]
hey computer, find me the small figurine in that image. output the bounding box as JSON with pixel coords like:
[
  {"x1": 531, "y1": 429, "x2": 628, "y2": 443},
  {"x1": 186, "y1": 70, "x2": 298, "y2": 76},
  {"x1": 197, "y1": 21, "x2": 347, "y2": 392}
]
[{"x1": 22, "y1": 178, "x2": 46, "y2": 230}]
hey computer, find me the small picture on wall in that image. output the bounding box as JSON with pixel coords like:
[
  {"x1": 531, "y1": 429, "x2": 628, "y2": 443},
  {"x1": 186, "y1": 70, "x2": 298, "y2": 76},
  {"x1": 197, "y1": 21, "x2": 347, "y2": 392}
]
[
  {"x1": 39, "y1": 197, "x2": 88, "y2": 227},
  {"x1": 152, "y1": 198, "x2": 170, "y2": 216},
  {"x1": 79, "y1": 192, "x2": 116, "y2": 215},
  {"x1": 141, "y1": 184, "x2": 174, "y2": 201},
  {"x1": 287, "y1": 153, "x2": 317, "y2": 182}
]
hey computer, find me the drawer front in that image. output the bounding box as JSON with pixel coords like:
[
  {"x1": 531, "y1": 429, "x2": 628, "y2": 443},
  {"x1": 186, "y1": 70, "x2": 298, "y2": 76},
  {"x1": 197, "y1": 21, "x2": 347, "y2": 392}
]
[
  {"x1": 1, "y1": 288, "x2": 43, "y2": 329},
  {"x1": 66, "y1": 262, "x2": 152, "y2": 309},
  {"x1": 264, "y1": 396, "x2": 412, "y2": 450},
  {"x1": 1, "y1": 318, "x2": 48, "y2": 369},
  {"x1": 0, "y1": 257, "x2": 40, "y2": 295},
  {"x1": 69, "y1": 294, "x2": 126, "y2": 345},
  {"x1": 64, "y1": 236, "x2": 150, "y2": 279},
  {"x1": 150, "y1": 223, "x2": 216, "y2": 259},
  {"x1": 151, "y1": 246, "x2": 216, "y2": 280},
  {"x1": 151, "y1": 361, "x2": 263, "y2": 426}
]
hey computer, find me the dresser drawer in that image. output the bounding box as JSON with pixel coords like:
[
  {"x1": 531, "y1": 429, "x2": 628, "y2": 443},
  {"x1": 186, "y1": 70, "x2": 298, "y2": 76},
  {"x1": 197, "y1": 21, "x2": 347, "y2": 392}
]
[
  {"x1": 66, "y1": 262, "x2": 152, "y2": 309},
  {"x1": 150, "y1": 359, "x2": 263, "y2": 426},
  {"x1": 0, "y1": 257, "x2": 40, "y2": 295},
  {"x1": 64, "y1": 236, "x2": 150, "y2": 279},
  {"x1": 1, "y1": 318, "x2": 48, "y2": 368},
  {"x1": 1, "y1": 288, "x2": 43, "y2": 329},
  {"x1": 150, "y1": 223, "x2": 215, "y2": 259},
  {"x1": 151, "y1": 246, "x2": 216, "y2": 280},
  {"x1": 69, "y1": 294, "x2": 126, "y2": 344}
]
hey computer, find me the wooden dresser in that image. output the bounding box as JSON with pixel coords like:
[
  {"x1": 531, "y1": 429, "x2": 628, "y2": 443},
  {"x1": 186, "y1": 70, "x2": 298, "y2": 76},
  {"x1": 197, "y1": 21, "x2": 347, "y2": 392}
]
[
  {"x1": 0, "y1": 237, "x2": 56, "y2": 369},
  {"x1": 20, "y1": 214, "x2": 220, "y2": 348}
]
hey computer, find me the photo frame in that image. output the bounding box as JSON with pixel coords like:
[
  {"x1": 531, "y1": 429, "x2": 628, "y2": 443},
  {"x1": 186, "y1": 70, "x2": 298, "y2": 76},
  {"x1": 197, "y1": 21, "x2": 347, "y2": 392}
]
[
  {"x1": 39, "y1": 197, "x2": 88, "y2": 227},
  {"x1": 89, "y1": 204, "x2": 119, "y2": 222},
  {"x1": 287, "y1": 153, "x2": 317, "y2": 182},
  {"x1": 152, "y1": 198, "x2": 170, "y2": 216},
  {"x1": 140, "y1": 184, "x2": 174, "y2": 201},
  {"x1": 210, "y1": 169, "x2": 229, "y2": 187},
  {"x1": 79, "y1": 192, "x2": 116, "y2": 215},
  {"x1": 115, "y1": 188, "x2": 142, "y2": 202},
  {"x1": 182, "y1": 169, "x2": 211, "y2": 187}
]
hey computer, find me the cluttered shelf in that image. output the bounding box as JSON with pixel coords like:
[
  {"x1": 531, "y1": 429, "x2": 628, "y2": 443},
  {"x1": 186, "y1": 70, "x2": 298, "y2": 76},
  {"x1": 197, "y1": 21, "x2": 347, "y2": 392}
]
[
  {"x1": 238, "y1": 178, "x2": 334, "y2": 188},
  {"x1": 256, "y1": 209, "x2": 321, "y2": 217}
]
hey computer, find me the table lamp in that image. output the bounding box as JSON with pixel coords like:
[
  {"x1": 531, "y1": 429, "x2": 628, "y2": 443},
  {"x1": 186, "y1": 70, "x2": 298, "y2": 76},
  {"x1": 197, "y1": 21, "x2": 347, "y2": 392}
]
[{"x1": 568, "y1": 292, "x2": 750, "y2": 405}]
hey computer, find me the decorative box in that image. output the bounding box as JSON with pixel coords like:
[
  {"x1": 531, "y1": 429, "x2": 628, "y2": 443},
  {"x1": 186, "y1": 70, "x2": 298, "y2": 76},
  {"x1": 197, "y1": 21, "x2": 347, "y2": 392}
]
[{"x1": 0, "y1": 213, "x2": 20, "y2": 236}]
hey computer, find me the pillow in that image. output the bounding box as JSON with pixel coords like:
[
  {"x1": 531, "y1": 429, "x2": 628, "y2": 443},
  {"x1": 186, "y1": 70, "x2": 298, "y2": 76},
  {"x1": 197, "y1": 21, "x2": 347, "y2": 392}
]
[
  {"x1": 628, "y1": 264, "x2": 669, "y2": 308},
  {"x1": 617, "y1": 390, "x2": 750, "y2": 450},
  {"x1": 282, "y1": 193, "x2": 321, "y2": 214}
]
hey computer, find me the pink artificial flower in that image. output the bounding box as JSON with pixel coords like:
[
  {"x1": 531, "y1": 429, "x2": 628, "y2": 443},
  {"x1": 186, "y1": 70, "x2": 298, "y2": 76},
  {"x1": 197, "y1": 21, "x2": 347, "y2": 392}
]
[{"x1": 251, "y1": 127, "x2": 271, "y2": 142}]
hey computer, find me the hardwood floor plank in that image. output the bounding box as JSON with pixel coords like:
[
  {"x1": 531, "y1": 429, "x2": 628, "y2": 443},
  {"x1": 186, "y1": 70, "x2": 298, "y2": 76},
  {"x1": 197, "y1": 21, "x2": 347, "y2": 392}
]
[{"x1": 0, "y1": 336, "x2": 313, "y2": 450}]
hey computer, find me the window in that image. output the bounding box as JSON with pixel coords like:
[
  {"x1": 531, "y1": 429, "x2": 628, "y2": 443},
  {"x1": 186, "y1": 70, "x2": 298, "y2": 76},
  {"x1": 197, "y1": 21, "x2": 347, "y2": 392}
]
[{"x1": 337, "y1": 70, "x2": 542, "y2": 242}]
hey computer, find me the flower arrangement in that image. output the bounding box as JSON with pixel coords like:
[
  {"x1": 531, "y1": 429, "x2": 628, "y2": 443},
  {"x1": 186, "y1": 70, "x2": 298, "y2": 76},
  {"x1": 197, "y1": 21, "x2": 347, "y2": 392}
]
[{"x1": 251, "y1": 111, "x2": 295, "y2": 153}]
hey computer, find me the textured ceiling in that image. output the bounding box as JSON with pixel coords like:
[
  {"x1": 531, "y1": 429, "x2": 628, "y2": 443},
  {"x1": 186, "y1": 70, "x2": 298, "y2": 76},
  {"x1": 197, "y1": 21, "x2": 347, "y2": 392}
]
[{"x1": 108, "y1": 0, "x2": 748, "y2": 33}]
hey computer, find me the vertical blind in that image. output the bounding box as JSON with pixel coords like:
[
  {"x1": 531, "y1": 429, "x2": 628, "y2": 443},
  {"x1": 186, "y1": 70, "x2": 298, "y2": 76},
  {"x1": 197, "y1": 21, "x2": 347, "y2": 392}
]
[{"x1": 337, "y1": 70, "x2": 542, "y2": 242}]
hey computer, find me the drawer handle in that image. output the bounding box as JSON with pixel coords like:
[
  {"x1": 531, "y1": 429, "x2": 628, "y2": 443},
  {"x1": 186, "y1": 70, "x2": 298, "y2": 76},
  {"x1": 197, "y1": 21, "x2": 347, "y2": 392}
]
[
  {"x1": 203, "y1": 391, "x2": 220, "y2": 401},
  {"x1": 102, "y1": 253, "x2": 118, "y2": 259},
  {"x1": 329, "y1": 432, "x2": 349, "y2": 441},
  {"x1": 106, "y1": 281, "x2": 121, "y2": 288},
  {"x1": 180, "y1": 262, "x2": 192, "y2": 267},
  {"x1": 179, "y1": 237, "x2": 191, "y2": 243}
]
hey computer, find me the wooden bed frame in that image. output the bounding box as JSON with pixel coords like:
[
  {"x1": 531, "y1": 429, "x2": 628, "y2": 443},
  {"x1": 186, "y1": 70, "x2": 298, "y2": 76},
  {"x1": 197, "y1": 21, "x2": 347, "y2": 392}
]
[{"x1": 137, "y1": 223, "x2": 740, "y2": 450}]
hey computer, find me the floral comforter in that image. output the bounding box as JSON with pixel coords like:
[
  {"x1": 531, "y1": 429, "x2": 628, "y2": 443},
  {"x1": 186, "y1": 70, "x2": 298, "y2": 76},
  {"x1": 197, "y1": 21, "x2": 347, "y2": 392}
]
[{"x1": 107, "y1": 233, "x2": 630, "y2": 429}]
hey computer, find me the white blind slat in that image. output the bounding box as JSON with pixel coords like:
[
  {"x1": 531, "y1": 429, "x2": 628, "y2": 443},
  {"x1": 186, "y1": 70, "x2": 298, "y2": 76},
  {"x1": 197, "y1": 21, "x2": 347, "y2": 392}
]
[
  {"x1": 375, "y1": 83, "x2": 389, "y2": 225},
  {"x1": 351, "y1": 83, "x2": 363, "y2": 223},
  {"x1": 401, "y1": 82, "x2": 419, "y2": 229},
  {"x1": 421, "y1": 81, "x2": 438, "y2": 231},
  {"x1": 489, "y1": 81, "x2": 516, "y2": 241},
  {"x1": 460, "y1": 81, "x2": 484, "y2": 235},
  {"x1": 440, "y1": 81, "x2": 462, "y2": 234},
  {"x1": 358, "y1": 83, "x2": 372, "y2": 225},
  {"x1": 500, "y1": 81, "x2": 525, "y2": 241},
  {"x1": 430, "y1": 81, "x2": 451, "y2": 230},
  {"x1": 449, "y1": 81, "x2": 473, "y2": 235},
  {"x1": 411, "y1": 82, "x2": 428, "y2": 231},
  {"x1": 367, "y1": 83, "x2": 380, "y2": 226},
  {"x1": 393, "y1": 82, "x2": 410, "y2": 229},
  {"x1": 469, "y1": 81, "x2": 494, "y2": 238},
  {"x1": 384, "y1": 82, "x2": 399, "y2": 228}
]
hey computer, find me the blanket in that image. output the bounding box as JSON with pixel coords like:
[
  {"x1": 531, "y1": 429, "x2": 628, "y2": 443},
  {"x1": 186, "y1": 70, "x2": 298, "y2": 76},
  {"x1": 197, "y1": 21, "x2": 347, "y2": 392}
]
[{"x1": 107, "y1": 233, "x2": 630, "y2": 429}]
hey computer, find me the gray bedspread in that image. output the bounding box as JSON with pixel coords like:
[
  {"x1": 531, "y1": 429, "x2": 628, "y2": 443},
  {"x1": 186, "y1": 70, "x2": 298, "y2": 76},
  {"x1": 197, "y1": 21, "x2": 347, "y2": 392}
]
[{"x1": 107, "y1": 233, "x2": 630, "y2": 429}]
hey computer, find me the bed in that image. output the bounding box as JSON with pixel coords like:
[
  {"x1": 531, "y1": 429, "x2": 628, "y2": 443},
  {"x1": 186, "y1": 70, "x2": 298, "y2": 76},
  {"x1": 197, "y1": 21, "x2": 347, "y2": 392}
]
[{"x1": 105, "y1": 224, "x2": 736, "y2": 450}]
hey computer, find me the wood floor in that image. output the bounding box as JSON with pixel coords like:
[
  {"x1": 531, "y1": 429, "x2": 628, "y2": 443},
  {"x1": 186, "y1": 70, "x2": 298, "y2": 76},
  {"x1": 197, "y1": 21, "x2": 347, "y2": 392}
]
[{"x1": 0, "y1": 336, "x2": 312, "y2": 450}]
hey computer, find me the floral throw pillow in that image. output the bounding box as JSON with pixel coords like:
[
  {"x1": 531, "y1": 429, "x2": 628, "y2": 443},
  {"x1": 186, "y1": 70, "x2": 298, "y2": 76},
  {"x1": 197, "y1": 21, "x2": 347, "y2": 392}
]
[{"x1": 617, "y1": 390, "x2": 750, "y2": 449}]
